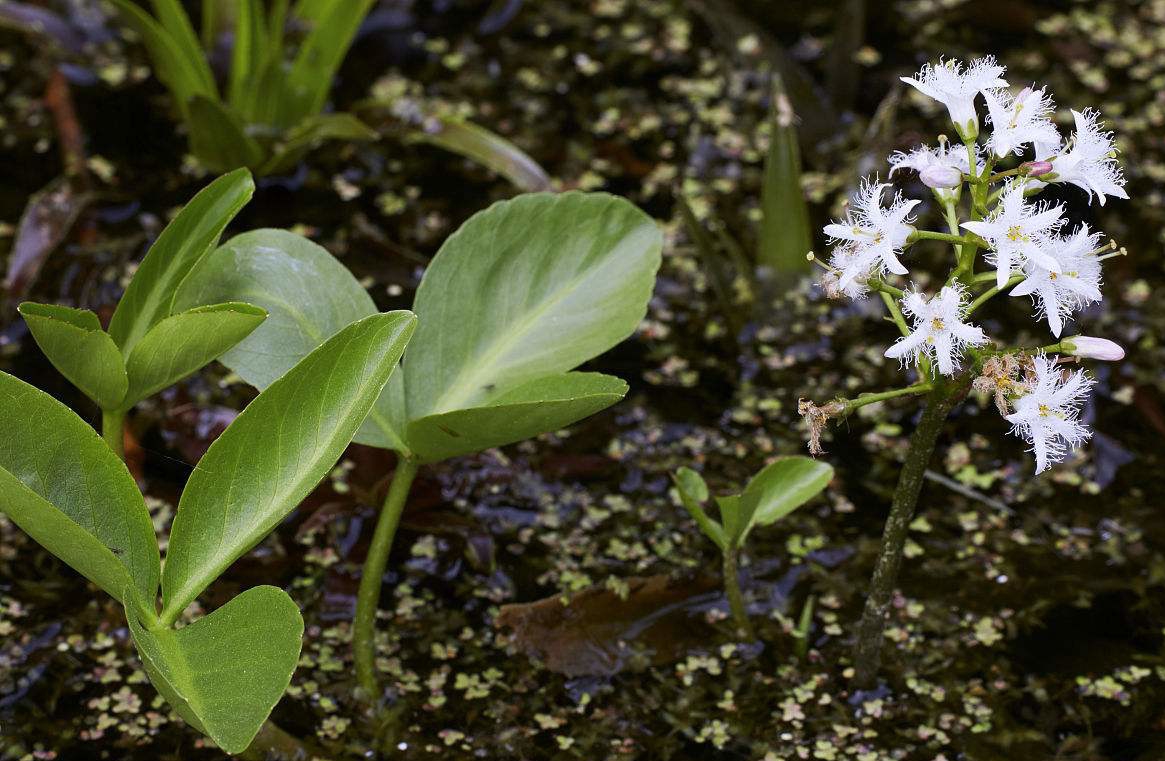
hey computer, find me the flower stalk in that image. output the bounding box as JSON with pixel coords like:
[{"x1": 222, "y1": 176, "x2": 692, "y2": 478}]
[
  {"x1": 102, "y1": 410, "x2": 125, "y2": 461},
  {"x1": 852, "y1": 380, "x2": 965, "y2": 687}
]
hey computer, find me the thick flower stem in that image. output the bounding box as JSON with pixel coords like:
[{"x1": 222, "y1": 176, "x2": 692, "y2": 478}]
[
  {"x1": 722, "y1": 546, "x2": 755, "y2": 639},
  {"x1": 102, "y1": 410, "x2": 125, "y2": 461},
  {"x1": 852, "y1": 384, "x2": 962, "y2": 688},
  {"x1": 354, "y1": 456, "x2": 419, "y2": 701}
]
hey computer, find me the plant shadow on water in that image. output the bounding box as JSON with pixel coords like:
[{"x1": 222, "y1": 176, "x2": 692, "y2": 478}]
[{"x1": 2, "y1": 0, "x2": 1165, "y2": 759}]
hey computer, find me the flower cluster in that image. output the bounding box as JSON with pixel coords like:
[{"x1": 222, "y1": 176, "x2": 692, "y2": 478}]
[{"x1": 811, "y1": 56, "x2": 1127, "y2": 474}]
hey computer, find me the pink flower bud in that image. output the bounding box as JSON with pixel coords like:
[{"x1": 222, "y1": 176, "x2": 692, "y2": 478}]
[
  {"x1": 1023, "y1": 160, "x2": 1054, "y2": 177},
  {"x1": 919, "y1": 164, "x2": 962, "y2": 189},
  {"x1": 1065, "y1": 336, "x2": 1124, "y2": 361}
]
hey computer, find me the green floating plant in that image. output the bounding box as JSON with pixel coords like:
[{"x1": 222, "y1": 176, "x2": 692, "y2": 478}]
[
  {"x1": 672, "y1": 457, "x2": 833, "y2": 639},
  {"x1": 18, "y1": 168, "x2": 263, "y2": 457},
  {"x1": 108, "y1": 0, "x2": 379, "y2": 174},
  {"x1": 175, "y1": 191, "x2": 663, "y2": 698},
  {"x1": 0, "y1": 310, "x2": 416, "y2": 752}
]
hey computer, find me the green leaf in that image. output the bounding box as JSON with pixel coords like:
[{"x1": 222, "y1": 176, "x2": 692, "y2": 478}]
[
  {"x1": 731, "y1": 457, "x2": 833, "y2": 546},
  {"x1": 173, "y1": 228, "x2": 377, "y2": 389},
  {"x1": 226, "y1": 0, "x2": 269, "y2": 117},
  {"x1": 122, "y1": 302, "x2": 267, "y2": 409},
  {"x1": 672, "y1": 467, "x2": 726, "y2": 550},
  {"x1": 758, "y1": 75, "x2": 811, "y2": 275},
  {"x1": 405, "y1": 372, "x2": 627, "y2": 463},
  {"x1": 403, "y1": 191, "x2": 662, "y2": 423},
  {"x1": 108, "y1": 169, "x2": 254, "y2": 356},
  {"x1": 187, "y1": 95, "x2": 265, "y2": 173},
  {"x1": 403, "y1": 115, "x2": 551, "y2": 192},
  {"x1": 147, "y1": 0, "x2": 216, "y2": 94},
  {"x1": 160, "y1": 311, "x2": 416, "y2": 621},
  {"x1": 276, "y1": 0, "x2": 377, "y2": 128},
  {"x1": 0, "y1": 371, "x2": 159, "y2": 607},
  {"x1": 128, "y1": 585, "x2": 302, "y2": 754},
  {"x1": 107, "y1": 0, "x2": 214, "y2": 118},
  {"x1": 260, "y1": 113, "x2": 378, "y2": 175},
  {"x1": 18, "y1": 302, "x2": 128, "y2": 409}
]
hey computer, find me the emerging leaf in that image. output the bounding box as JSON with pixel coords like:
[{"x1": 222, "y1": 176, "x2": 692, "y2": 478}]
[
  {"x1": 160, "y1": 311, "x2": 416, "y2": 620},
  {"x1": 672, "y1": 467, "x2": 726, "y2": 550},
  {"x1": 18, "y1": 302, "x2": 128, "y2": 410},
  {"x1": 128, "y1": 585, "x2": 303, "y2": 754}
]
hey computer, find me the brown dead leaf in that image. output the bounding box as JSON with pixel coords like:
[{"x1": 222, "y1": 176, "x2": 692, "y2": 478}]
[{"x1": 496, "y1": 573, "x2": 719, "y2": 677}]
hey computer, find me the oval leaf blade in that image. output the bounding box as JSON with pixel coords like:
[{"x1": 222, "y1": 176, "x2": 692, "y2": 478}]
[
  {"x1": 736, "y1": 457, "x2": 833, "y2": 543},
  {"x1": 0, "y1": 371, "x2": 159, "y2": 605},
  {"x1": 405, "y1": 372, "x2": 628, "y2": 463},
  {"x1": 128, "y1": 585, "x2": 303, "y2": 754},
  {"x1": 405, "y1": 192, "x2": 662, "y2": 419},
  {"x1": 18, "y1": 302, "x2": 128, "y2": 409},
  {"x1": 161, "y1": 311, "x2": 416, "y2": 619},
  {"x1": 173, "y1": 228, "x2": 377, "y2": 390},
  {"x1": 108, "y1": 169, "x2": 254, "y2": 355},
  {"x1": 123, "y1": 301, "x2": 267, "y2": 408}
]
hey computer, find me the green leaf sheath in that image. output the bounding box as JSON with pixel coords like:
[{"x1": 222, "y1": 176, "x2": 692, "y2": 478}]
[
  {"x1": 173, "y1": 228, "x2": 378, "y2": 389},
  {"x1": 18, "y1": 302, "x2": 129, "y2": 409},
  {"x1": 122, "y1": 302, "x2": 267, "y2": 409},
  {"x1": 758, "y1": 75, "x2": 812, "y2": 274},
  {"x1": 402, "y1": 192, "x2": 661, "y2": 424},
  {"x1": 160, "y1": 311, "x2": 416, "y2": 621},
  {"x1": 128, "y1": 585, "x2": 303, "y2": 754},
  {"x1": 187, "y1": 95, "x2": 265, "y2": 172},
  {"x1": 108, "y1": 169, "x2": 254, "y2": 356},
  {"x1": 0, "y1": 372, "x2": 159, "y2": 608},
  {"x1": 732, "y1": 457, "x2": 834, "y2": 546},
  {"x1": 261, "y1": 113, "x2": 378, "y2": 175},
  {"x1": 405, "y1": 372, "x2": 628, "y2": 463}
]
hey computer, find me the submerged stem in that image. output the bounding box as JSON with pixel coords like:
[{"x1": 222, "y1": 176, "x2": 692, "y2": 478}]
[
  {"x1": 852, "y1": 382, "x2": 964, "y2": 687},
  {"x1": 354, "y1": 457, "x2": 420, "y2": 701},
  {"x1": 102, "y1": 409, "x2": 125, "y2": 461},
  {"x1": 722, "y1": 546, "x2": 754, "y2": 639}
]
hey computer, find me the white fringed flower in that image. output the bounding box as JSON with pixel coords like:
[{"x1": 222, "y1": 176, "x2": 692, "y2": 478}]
[
  {"x1": 962, "y1": 182, "x2": 1066, "y2": 288},
  {"x1": 900, "y1": 56, "x2": 1009, "y2": 138},
  {"x1": 1044, "y1": 108, "x2": 1129, "y2": 205},
  {"x1": 1005, "y1": 355, "x2": 1093, "y2": 473},
  {"x1": 823, "y1": 179, "x2": 920, "y2": 292},
  {"x1": 884, "y1": 285, "x2": 989, "y2": 376},
  {"x1": 1010, "y1": 224, "x2": 1103, "y2": 337},
  {"x1": 888, "y1": 142, "x2": 983, "y2": 195},
  {"x1": 984, "y1": 86, "x2": 1061, "y2": 158}
]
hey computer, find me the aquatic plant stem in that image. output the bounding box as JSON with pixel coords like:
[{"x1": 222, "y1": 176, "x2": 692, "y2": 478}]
[
  {"x1": 354, "y1": 456, "x2": 419, "y2": 701},
  {"x1": 852, "y1": 383, "x2": 962, "y2": 688},
  {"x1": 102, "y1": 410, "x2": 125, "y2": 460},
  {"x1": 722, "y1": 546, "x2": 754, "y2": 639}
]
